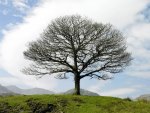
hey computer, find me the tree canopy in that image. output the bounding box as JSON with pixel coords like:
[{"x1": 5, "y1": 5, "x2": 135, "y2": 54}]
[{"x1": 23, "y1": 15, "x2": 132, "y2": 95}]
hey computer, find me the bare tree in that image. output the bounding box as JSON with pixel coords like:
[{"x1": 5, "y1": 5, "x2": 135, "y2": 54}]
[{"x1": 22, "y1": 15, "x2": 132, "y2": 95}]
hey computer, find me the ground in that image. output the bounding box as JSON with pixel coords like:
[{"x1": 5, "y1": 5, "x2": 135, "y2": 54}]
[{"x1": 0, "y1": 95, "x2": 150, "y2": 113}]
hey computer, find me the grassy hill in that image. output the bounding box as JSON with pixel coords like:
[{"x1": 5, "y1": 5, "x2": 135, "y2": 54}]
[{"x1": 0, "y1": 95, "x2": 150, "y2": 113}]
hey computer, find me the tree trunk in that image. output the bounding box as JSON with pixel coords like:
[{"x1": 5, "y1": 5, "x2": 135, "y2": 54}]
[{"x1": 74, "y1": 73, "x2": 80, "y2": 95}]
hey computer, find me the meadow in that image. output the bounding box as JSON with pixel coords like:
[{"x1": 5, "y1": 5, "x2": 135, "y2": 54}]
[{"x1": 0, "y1": 95, "x2": 150, "y2": 113}]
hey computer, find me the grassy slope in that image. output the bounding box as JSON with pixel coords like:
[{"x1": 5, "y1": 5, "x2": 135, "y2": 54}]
[{"x1": 0, "y1": 95, "x2": 150, "y2": 113}]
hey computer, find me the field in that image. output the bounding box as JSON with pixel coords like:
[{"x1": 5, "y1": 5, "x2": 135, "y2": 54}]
[{"x1": 0, "y1": 95, "x2": 150, "y2": 113}]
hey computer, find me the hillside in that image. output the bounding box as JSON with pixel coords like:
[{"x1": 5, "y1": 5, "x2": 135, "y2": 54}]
[
  {"x1": 6, "y1": 85, "x2": 22, "y2": 94},
  {"x1": 0, "y1": 84, "x2": 14, "y2": 95},
  {"x1": 0, "y1": 95, "x2": 150, "y2": 113}
]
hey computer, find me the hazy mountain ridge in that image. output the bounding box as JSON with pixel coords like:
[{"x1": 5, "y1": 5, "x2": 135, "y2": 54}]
[
  {"x1": 0, "y1": 84, "x2": 14, "y2": 95},
  {"x1": 136, "y1": 94, "x2": 150, "y2": 101},
  {"x1": 22, "y1": 88, "x2": 54, "y2": 95},
  {"x1": 1, "y1": 84, "x2": 99, "y2": 96},
  {"x1": 6, "y1": 85, "x2": 54, "y2": 95},
  {"x1": 6, "y1": 85, "x2": 23, "y2": 94},
  {"x1": 63, "y1": 89, "x2": 99, "y2": 96}
]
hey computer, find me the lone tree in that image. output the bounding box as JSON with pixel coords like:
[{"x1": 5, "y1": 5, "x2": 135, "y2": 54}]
[{"x1": 23, "y1": 15, "x2": 132, "y2": 95}]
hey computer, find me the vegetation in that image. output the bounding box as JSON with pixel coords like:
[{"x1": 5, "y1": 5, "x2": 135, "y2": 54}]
[
  {"x1": 23, "y1": 15, "x2": 132, "y2": 95},
  {"x1": 0, "y1": 95, "x2": 150, "y2": 113}
]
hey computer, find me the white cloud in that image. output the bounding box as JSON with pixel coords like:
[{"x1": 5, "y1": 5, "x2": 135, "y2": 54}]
[
  {"x1": 128, "y1": 71, "x2": 150, "y2": 79},
  {"x1": 127, "y1": 23, "x2": 150, "y2": 51},
  {"x1": 0, "y1": 75, "x2": 58, "y2": 91},
  {"x1": 0, "y1": 0, "x2": 8, "y2": 5},
  {"x1": 1, "y1": 9, "x2": 8, "y2": 15},
  {"x1": 129, "y1": 23, "x2": 150, "y2": 40},
  {"x1": 126, "y1": 22, "x2": 150, "y2": 79},
  {"x1": 88, "y1": 81, "x2": 138, "y2": 98},
  {"x1": 0, "y1": 0, "x2": 150, "y2": 91},
  {"x1": 12, "y1": 0, "x2": 29, "y2": 12},
  {"x1": 88, "y1": 80, "x2": 111, "y2": 94},
  {"x1": 13, "y1": 14, "x2": 24, "y2": 18},
  {"x1": 100, "y1": 88, "x2": 136, "y2": 97},
  {"x1": 0, "y1": 0, "x2": 29, "y2": 13},
  {"x1": 0, "y1": 76, "x2": 21, "y2": 86}
]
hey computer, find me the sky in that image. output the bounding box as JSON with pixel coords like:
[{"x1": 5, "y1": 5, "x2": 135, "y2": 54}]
[{"x1": 0, "y1": 0, "x2": 150, "y2": 98}]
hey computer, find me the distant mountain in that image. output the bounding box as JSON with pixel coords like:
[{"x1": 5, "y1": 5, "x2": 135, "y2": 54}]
[
  {"x1": 22, "y1": 88, "x2": 54, "y2": 95},
  {"x1": 64, "y1": 89, "x2": 99, "y2": 96},
  {"x1": 6, "y1": 85, "x2": 54, "y2": 95},
  {"x1": 136, "y1": 94, "x2": 150, "y2": 101},
  {"x1": 0, "y1": 84, "x2": 15, "y2": 95},
  {"x1": 6, "y1": 85, "x2": 22, "y2": 94},
  {"x1": 4, "y1": 85, "x2": 98, "y2": 96}
]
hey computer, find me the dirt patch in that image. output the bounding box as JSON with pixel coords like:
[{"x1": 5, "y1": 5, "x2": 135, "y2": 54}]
[
  {"x1": 0, "y1": 102, "x2": 12, "y2": 113},
  {"x1": 26, "y1": 98, "x2": 56, "y2": 113},
  {"x1": 57, "y1": 99, "x2": 68, "y2": 107},
  {"x1": 72, "y1": 97, "x2": 85, "y2": 103}
]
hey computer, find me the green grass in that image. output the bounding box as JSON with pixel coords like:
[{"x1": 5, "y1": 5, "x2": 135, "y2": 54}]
[{"x1": 0, "y1": 95, "x2": 150, "y2": 113}]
